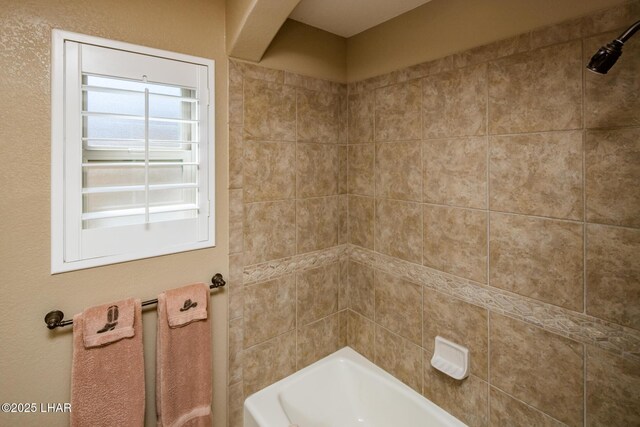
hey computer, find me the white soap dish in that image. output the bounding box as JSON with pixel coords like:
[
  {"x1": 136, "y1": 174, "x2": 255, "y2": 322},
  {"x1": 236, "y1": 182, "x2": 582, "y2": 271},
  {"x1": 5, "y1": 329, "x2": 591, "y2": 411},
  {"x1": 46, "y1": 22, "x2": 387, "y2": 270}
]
[{"x1": 430, "y1": 336, "x2": 469, "y2": 380}]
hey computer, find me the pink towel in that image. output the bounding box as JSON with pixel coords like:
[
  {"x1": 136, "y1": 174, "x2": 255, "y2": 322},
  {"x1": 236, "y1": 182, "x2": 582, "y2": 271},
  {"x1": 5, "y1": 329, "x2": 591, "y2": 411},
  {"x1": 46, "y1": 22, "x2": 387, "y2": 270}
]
[
  {"x1": 156, "y1": 283, "x2": 212, "y2": 427},
  {"x1": 71, "y1": 298, "x2": 145, "y2": 427}
]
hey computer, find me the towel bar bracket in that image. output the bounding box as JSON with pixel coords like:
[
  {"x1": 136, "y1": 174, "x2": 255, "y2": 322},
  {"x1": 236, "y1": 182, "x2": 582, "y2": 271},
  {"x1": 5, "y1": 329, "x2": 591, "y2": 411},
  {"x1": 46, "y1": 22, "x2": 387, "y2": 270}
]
[
  {"x1": 44, "y1": 273, "x2": 226, "y2": 330},
  {"x1": 45, "y1": 310, "x2": 66, "y2": 329}
]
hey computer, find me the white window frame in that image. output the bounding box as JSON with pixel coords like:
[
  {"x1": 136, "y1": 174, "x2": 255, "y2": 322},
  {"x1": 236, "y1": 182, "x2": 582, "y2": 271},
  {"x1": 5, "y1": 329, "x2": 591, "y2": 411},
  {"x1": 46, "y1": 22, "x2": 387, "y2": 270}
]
[{"x1": 51, "y1": 30, "x2": 215, "y2": 274}]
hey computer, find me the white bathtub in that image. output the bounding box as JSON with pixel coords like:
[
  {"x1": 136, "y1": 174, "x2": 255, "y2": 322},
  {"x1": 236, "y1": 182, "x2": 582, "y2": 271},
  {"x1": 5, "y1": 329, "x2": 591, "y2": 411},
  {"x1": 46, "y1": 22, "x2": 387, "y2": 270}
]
[{"x1": 244, "y1": 346, "x2": 467, "y2": 427}]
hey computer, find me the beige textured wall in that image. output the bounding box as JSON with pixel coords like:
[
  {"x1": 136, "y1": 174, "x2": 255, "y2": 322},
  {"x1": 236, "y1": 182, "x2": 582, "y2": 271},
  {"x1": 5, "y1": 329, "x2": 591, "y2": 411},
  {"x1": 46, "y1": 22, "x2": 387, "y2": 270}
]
[
  {"x1": 225, "y1": 0, "x2": 300, "y2": 61},
  {"x1": 225, "y1": 0, "x2": 255, "y2": 53},
  {"x1": 227, "y1": 60, "x2": 349, "y2": 427},
  {"x1": 0, "y1": 1, "x2": 229, "y2": 426},
  {"x1": 260, "y1": 19, "x2": 347, "y2": 83},
  {"x1": 346, "y1": 0, "x2": 632, "y2": 81},
  {"x1": 344, "y1": 1, "x2": 640, "y2": 426}
]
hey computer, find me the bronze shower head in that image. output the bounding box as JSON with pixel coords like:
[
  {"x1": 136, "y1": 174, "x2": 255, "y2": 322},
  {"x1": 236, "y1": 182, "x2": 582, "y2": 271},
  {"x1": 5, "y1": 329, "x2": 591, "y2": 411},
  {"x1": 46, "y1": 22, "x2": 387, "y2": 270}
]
[{"x1": 586, "y1": 20, "x2": 639, "y2": 74}]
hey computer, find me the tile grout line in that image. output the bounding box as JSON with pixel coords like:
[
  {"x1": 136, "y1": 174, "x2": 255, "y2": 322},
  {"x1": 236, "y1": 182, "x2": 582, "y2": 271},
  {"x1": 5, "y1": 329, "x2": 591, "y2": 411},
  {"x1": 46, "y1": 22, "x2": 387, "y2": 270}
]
[
  {"x1": 345, "y1": 83, "x2": 351, "y2": 337},
  {"x1": 295, "y1": 268, "x2": 299, "y2": 372},
  {"x1": 583, "y1": 342, "x2": 588, "y2": 427},
  {"x1": 420, "y1": 283, "x2": 425, "y2": 395},
  {"x1": 486, "y1": 54, "x2": 492, "y2": 423},
  {"x1": 346, "y1": 86, "x2": 350, "y2": 262},
  {"x1": 373, "y1": 269, "x2": 377, "y2": 365},
  {"x1": 581, "y1": 39, "x2": 588, "y2": 427},
  {"x1": 241, "y1": 327, "x2": 296, "y2": 354},
  {"x1": 581, "y1": 39, "x2": 589, "y2": 318},
  {"x1": 231, "y1": 64, "x2": 246, "y2": 427},
  {"x1": 238, "y1": 67, "x2": 246, "y2": 423},
  {"x1": 361, "y1": 122, "x2": 640, "y2": 141},
  {"x1": 372, "y1": 89, "x2": 378, "y2": 259},
  {"x1": 485, "y1": 59, "x2": 491, "y2": 284},
  {"x1": 418, "y1": 75, "x2": 426, "y2": 395},
  {"x1": 234, "y1": 67, "x2": 246, "y2": 425},
  {"x1": 295, "y1": 88, "x2": 299, "y2": 263},
  {"x1": 487, "y1": 311, "x2": 492, "y2": 421},
  {"x1": 419, "y1": 78, "x2": 425, "y2": 270},
  {"x1": 490, "y1": 382, "x2": 572, "y2": 425},
  {"x1": 370, "y1": 80, "x2": 377, "y2": 375},
  {"x1": 352, "y1": 194, "x2": 623, "y2": 227}
]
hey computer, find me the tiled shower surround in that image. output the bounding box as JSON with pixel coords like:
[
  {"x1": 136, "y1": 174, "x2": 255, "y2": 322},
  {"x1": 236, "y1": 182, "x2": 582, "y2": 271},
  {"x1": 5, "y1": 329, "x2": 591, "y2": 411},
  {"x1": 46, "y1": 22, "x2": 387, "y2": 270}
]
[
  {"x1": 228, "y1": 2, "x2": 640, "y2": 426},
  {"x1": 227, "y1": 61, "x2": 350, "y2": 427}
]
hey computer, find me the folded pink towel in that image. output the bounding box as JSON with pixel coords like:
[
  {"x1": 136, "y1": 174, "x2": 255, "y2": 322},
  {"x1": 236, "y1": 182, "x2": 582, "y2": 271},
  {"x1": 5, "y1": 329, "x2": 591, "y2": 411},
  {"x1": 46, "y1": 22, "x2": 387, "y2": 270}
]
[
  {"x1": 82, "y1": 298, "x2": 136, "y2": 348},
  {"x1": 165, "y1": 285, "x2": 209, "y2": 329},
  {"x1": 71, "y1": 298, "x2": 145, "y2": 427},
  {"x1": 157, "y1": 283, "x2": 212, "y2": 427}
]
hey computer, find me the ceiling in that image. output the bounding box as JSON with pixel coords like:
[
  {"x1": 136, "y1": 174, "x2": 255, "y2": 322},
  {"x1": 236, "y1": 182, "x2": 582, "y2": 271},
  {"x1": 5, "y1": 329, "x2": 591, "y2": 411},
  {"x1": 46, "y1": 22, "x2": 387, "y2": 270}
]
[{"x1": 289, "y1": 0, "x2": 433, "y2": 38}]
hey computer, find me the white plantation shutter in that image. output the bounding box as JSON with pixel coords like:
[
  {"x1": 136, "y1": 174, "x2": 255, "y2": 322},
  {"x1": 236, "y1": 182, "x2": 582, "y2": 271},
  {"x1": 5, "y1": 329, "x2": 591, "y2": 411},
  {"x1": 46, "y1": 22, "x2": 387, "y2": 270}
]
[{"x1": 52, "y1": 31, "x2": 215, "y2": 273}]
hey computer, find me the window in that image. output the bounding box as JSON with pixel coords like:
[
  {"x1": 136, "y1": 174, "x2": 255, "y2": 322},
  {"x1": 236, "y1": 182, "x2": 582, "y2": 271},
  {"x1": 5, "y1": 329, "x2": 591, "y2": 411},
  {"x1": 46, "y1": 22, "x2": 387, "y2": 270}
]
[{"x1": 51, "y1": 30, "x2": 215, "y2": 273}]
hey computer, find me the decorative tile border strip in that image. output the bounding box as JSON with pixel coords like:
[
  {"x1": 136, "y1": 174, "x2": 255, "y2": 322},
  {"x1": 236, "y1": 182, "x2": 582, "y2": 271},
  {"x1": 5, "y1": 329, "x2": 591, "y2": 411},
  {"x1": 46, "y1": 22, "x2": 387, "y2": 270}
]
[
  {"x1": 348, "y1": 245, "x2": 640, "y2": 361},
  {"x1": 243, "y1": 245, "x2": 348, "y2": 284}
]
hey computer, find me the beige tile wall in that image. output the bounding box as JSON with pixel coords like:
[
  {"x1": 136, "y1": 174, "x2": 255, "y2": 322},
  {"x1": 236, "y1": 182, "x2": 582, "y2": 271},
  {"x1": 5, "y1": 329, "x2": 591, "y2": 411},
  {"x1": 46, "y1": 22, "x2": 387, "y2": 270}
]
[
  {"x1": 228, "y1": 2, "x2": 640, "y2": 426},
  {"x1": 345, "y1": 2, "x2": 640, "y2": 427},
  {"x1": 227, "y1": 61, "x2": 349, "y2": 427}
]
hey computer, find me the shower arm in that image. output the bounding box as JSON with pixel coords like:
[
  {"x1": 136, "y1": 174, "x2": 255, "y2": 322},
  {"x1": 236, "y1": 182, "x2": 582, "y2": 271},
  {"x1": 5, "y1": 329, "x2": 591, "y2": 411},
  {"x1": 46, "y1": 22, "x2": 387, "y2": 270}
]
[{"x1": 617, "y1": 20, "x2": 640, "y2": 43}]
